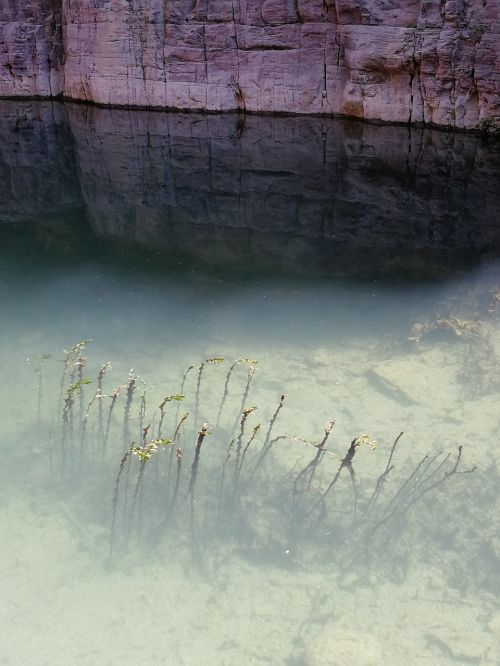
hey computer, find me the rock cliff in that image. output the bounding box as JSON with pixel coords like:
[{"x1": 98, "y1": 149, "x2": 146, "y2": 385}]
[
  {"x1": 1, "y1": 100, "x2": 499, "y2": 276},
  {"x1": 0, "y1": 1, "x2": 498, "y2": 131}
]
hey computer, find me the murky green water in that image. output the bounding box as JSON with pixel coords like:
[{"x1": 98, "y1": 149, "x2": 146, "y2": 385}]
[{"x1": 1, "y1": 102, "x2": 500, "y2": 665}]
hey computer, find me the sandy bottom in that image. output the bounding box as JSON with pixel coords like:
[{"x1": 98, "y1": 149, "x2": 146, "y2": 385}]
[
  {"x1": 1, "y1": 489, "x2": 499, "y2": 666},
  {"x1": 1, "y1": 266, "x2": 500, "y2": 665}
]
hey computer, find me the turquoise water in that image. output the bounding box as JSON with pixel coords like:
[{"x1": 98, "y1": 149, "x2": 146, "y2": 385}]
[{"x1": 1, "y1": 102, "x2": 500, "y2": 665}]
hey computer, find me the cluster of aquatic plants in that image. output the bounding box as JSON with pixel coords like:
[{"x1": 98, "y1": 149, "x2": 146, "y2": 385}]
[{"x1": 35, "y1": 341, "x2": 476, "y2": 570}]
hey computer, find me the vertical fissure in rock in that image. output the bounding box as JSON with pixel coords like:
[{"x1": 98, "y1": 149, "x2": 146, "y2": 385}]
[
  {"x1": 408, "y1": 69, "x2": 415, "y2": 125},
  {"x1": 408, "y1": 32, "x2": 419, "y2": 126},
  {"x1": 294, "y1": 0, "x2": 303, "y2": 23},
  {"x1": 231, "y1": 0, "x2": 243, "y2": 111},
  {"x1": 335, "y1": 33, "x2": 342, "y2": 68},
  {"x1": 202, "y1": 24, "x2": 208, "y2": 85},
  {"x1": 323, "y1": 59, "x2": 327, "y2": 100},
  {"x1": 47, "y1": 1, "x2": 61, "y2": 98}
]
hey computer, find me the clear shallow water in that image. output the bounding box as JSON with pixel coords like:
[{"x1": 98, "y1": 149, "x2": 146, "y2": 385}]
[{"x1": 1, "y1": 103, "x2": 500, "y2": 665}]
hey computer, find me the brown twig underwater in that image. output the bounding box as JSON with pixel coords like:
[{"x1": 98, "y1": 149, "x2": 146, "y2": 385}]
[
  {"x1": 122, "y1": 370, "x2": 138, "y2": 443},
  {"x1": 194, "y1": 358, "x2": 224, "y2": 432},
  {"x1": 110, "y1": 446, "x2": 133, "y2": 557},
  {"x1": 187, "y1": 423, "x2": 210, "y2": 564},
  {"x1": 251, "y1": 393, "x2": 286, "y2": 479},
  {"x1": 230, "y1": 364, "x2": 256, "y2": 440},
  {"x1": 103, "y1": 383, "x2": 125, "y2": 457},
  {"x1": 293, "y1": 420, "x2": 335, "y2": 499},
  {"x1": 125, "y1": 432, "x2": 172, "y2": 547},
  {"x1": 367, "y1": 431, "x2": 404, "y2": 513},
  {"x1": 157, "y1": 393, "x2": 185, "y2": 439},
  {"x1": 370, "y1": 445, "x2": 477, "y2": 535},
  {"x1": 96, "y1": 362, "x2": 112, "y2": 450},
  {"x1": 165, "y1": 411, "x2": 189, "y2": 502},
  {"x1": 174, "y1": 365, "x2": 193, "y2": 424},
  {"x1": 233, "y1": 407, "x2": 257, "y2": 485},
  {"x1": 187, "y1": 422, "x2": 209, "y2": 500},
  {"x1": 58, "y1": 339, "x2": 92, "y2": 407},
  {"x1": 305, "y1": 435, "x2": 379, "y2": 525},
  {"x1": 35, "y1": 353, "x2": 51, "y2": 427},
  {"x1": 215, "y1": 358, "x2": 258, "y2": 433},
  {"x1": 60, "y1": 378, "x2": 92, "y2": 478}
]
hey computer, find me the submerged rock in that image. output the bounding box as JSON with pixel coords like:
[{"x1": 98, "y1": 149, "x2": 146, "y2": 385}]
[
  {"x1": 305, "y1": 625, "x2": 384, "y2": 666},
  {"x1": 426, "y1": 623, "x2": 490, "y2": 663}
]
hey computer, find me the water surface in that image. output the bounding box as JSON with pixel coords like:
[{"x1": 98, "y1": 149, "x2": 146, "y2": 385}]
[{"x1": 1, "y1": 102, "x2": 500, "y2": 665}]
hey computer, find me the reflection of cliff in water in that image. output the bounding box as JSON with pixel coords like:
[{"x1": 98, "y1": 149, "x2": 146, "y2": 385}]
[{"x1": 1, "y1": 100, "x2": 499, "y2": 277}]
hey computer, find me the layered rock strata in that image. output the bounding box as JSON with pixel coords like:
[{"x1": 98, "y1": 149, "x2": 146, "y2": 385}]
[
  {"x1": 0, "y1": 1, "x2": 498, "y2": 131},
  {"x1": 1, "y1": 100, "x2": 499, "y2": 276}
]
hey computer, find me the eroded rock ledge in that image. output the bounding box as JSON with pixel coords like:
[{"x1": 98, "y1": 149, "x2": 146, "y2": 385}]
[{"x1": 0, "y1": 1, "x2": 498, "y2": 131}]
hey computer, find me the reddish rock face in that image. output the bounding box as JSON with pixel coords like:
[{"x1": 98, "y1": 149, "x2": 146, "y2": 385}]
[
  {"x1": 0, "y1": 1, "x2": 498, "y2": 130},
  {"x1": 0, "y1": 0, "x2": 64, "y2": 97}
]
